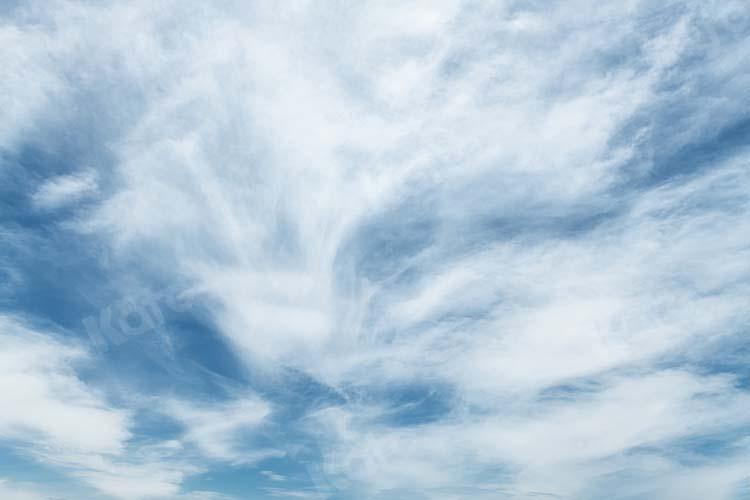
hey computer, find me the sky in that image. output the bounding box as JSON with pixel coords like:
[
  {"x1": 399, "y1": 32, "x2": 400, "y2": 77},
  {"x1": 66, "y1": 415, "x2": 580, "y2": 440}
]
[{"x1": 1, "y1": 1, "x2": 749, "y2": 499}]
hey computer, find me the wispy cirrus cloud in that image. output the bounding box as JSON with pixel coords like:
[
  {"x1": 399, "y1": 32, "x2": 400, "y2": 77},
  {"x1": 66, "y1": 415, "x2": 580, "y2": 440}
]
[
  {"x1": 163, "y1": 397, "x2": 279, "y2": 464},
  {"x1": 0, "y1": 315, "x2": 130, "y2": 454},
  {"x1": 1, "y1": 0, "x2": 749, "y2": 499},
  {"x1": 30, "y1": 170, "x2": 98, "y2": 210},
  {"x1": 0, "y1": 315, "x2": 271, "y2": 499}
]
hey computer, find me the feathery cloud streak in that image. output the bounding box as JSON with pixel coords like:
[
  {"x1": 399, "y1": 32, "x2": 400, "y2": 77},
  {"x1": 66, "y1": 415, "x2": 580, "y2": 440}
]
[{"x1": 1, "y1": 1, "x2": 749, "y2": 498}]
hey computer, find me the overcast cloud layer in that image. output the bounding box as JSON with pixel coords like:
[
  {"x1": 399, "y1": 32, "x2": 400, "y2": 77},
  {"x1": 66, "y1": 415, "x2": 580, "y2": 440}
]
[{"x1": 1, "y1": 1, "x2": 750, "y2": 499}]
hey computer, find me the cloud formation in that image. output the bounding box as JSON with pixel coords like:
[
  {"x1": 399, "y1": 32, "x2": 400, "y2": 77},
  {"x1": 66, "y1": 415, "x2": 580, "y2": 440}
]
[
  {"x1": 1, "y1": 0, "x2": 749, "y2": 499},
  {"x1": 31, "y1": 169, "x2": 97, "y2": 210}
]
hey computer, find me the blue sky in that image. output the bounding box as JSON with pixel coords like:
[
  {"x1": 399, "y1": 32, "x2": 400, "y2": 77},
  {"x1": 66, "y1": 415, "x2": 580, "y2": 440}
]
[{"x1": 1, "y1": 1, "x2": 749, "y2": 499}]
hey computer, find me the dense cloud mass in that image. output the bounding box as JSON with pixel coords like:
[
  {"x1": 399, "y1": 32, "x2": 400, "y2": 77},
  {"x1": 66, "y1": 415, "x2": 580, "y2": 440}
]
[{"x1": 1, "y1": 1, "x2": 749, "y2": 499}]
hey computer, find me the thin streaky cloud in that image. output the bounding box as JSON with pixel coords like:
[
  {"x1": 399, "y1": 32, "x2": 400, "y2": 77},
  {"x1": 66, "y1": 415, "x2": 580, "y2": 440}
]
[{"x1": 1, "y1": 1, "x2": 749, "y2": 499}]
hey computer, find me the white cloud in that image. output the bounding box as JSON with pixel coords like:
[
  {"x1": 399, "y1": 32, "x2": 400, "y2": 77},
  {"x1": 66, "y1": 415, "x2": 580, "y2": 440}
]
[
  {"x1": 310, "y1": 371, "x2": 750, "y2": 497},
  {"x1": 264, "y1": 488, "x2": 323, "y2": 499},
  {"x1": 2, "y1": 0, "x2": 749, "y2": 498},
  {"x1": 0, "y1": 315, "x2": 130, "y2": 454},
  {"x1": 0, "y1": 316, "x2": 192, "y2": 498},
  {"x1": 31, "y1": 170, "x2": 98, "y2": 210},
  {"x1": 0, "y1": 479, "x2": 48, "y2": 500},
  {"x1": 0, "y1": 24, "x2": 65, "y2": 152},
  {"x1": 261, "y1": 470, "x2": 287, "y2": 482},
  {"x1": 164, "y1": 397, "x2": 278, "y2": 463},
  {"x1": 0, "y1": 315, "x2": 272, "y2": 499}
]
